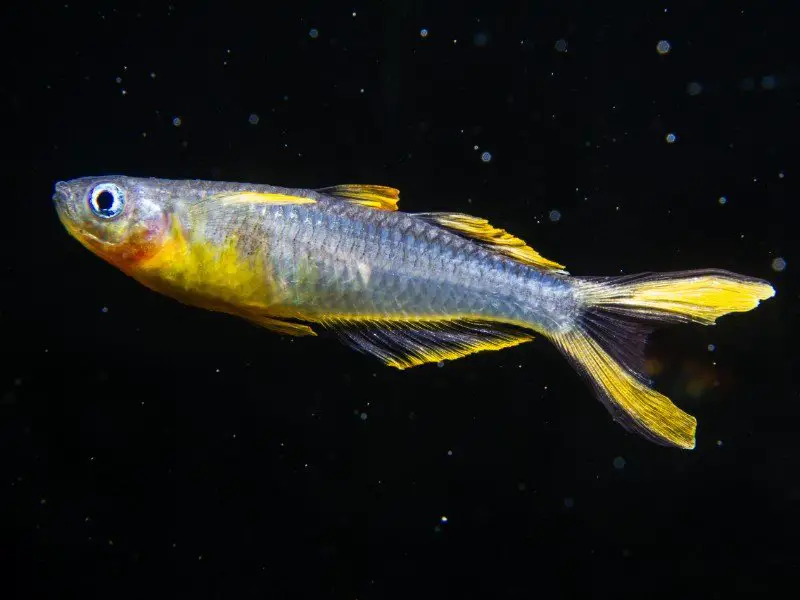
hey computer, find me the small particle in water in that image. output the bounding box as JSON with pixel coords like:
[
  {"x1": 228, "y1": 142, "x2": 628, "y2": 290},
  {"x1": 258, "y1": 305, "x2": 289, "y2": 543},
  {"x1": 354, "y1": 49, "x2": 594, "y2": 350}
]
[
  {"x1": 708, "y1": 344, "x2": 716, "y2": 352},
  {"x1": 687, "y1": 81, "x2": 703, "y2": 96},
  {"x1": 437, "y1": 361, "x2": 444, "y2": 368},
  {"x1": 115, "y1": 76, "x2": 122, "y2": 84},
  {"x1": 771, "y1": 257, "x2": 786, "y2": 272},
  {"x1": 447, "y1": 450, "x2": 453, "y2": 456},
  {"x1": 554, "y1": 39, "x2": 567, "y2": 53},
  {"x1": 549, "y1": 209, "x2": 561, "y2": 222},
  {"x1": 440, "y1": 515, "x2": 448, "y2": 523},
  {"x1": 778, "y1": 171, "x2": 785, "y2": 179},
  {"x1": 420, "y1": 28, "x2": 429, "y2": 38},
  {"x1": 665, "y1": 132, "x2": 677, "y2": 143},
  {"x1": 248, "y1": 113, "x2": 259, "y2": 125},
  {"x1": 360, "y1": 412, "x2": 368, "y2": 421},
  {"x1": 718, "y1": 196, "x2": 728, "y2": 205},
  {"x1": 474, "y1": 32, "x2": 488, "y2": 47},
  {"x1": 172, "y1": 117, "x2": 182, "y2": 127},
  {"x1": 761, "y1": 75, "x2": 776, "y2": 90},
  {"x1": 480, "y1": 151, "x2": 492, "y2": 162},
  {"x1": 613, "y1": 456, "x2": 626, "y2": 470},
  {"x1": 716, "y1": 440, "x2": 724, "y2": 447},
  {"x1": 309, "y1": 28, "x2": 319, "y2": 39},
  {"x1": 101, "y1": 306, "x2": 108, "y2": 313},
  {"x1": 150, "y1": 72, "x2": 156, "y2": 79},
  {"x1": 564, "y1": 497, "x2": 574, "y2": 509},
  {"x1": 656, "y1": 40, "x2": 671, "y2": 55}
]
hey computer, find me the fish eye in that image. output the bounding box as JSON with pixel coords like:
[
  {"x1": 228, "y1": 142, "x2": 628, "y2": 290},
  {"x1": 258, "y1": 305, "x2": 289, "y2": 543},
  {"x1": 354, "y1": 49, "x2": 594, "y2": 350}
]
[{"x1": 88, "y1": 183, "x2": 125, "y2": 219}]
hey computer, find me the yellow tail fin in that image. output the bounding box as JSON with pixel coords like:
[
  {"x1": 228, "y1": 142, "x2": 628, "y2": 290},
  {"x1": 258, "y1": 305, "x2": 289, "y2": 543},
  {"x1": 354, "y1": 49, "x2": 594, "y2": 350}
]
[{"x1": 553, "y1": 269, "x2": 774, "y2": 449}]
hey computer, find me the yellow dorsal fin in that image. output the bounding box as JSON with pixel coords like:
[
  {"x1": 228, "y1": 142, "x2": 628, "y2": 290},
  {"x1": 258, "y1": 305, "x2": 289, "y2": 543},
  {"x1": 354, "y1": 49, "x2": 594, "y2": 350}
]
[
  {"x1": 212, "y1": 191, "x2": 317, "y2": 206},
  {"x1": 416, "y1": 212, "x2": 567, "y2": 272},
  {"x1": 318, "y1": 184, "x2": 400, "y2": 211}
]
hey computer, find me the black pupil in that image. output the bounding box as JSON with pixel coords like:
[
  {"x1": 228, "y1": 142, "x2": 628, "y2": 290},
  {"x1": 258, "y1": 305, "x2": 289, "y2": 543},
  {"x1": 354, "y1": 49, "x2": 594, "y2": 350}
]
[{"x1": 96, "y1": 190, "x2": 115, "y2": 212}]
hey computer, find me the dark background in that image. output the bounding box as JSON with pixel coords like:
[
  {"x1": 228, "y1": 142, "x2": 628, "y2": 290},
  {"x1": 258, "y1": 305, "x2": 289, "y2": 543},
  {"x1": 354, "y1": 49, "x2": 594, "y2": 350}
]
[{"x1": 1, "y1": 1, "x2": 797, "y2": 597}]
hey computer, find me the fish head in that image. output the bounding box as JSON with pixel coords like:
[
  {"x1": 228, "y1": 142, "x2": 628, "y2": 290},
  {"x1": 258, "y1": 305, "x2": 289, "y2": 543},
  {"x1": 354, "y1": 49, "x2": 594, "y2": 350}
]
[{"x1": 53, "y1": 176, "x2": 171, "y2": 272}]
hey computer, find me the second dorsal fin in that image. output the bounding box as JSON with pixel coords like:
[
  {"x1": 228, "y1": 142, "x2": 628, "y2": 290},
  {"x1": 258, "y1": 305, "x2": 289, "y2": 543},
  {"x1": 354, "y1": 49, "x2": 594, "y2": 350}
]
[
  {"x1": 415, "y1": 212, "x2": 567, "y2": 272},
  {"x1": 318, "y1": 184, "x2": 400, "y2": 211}
]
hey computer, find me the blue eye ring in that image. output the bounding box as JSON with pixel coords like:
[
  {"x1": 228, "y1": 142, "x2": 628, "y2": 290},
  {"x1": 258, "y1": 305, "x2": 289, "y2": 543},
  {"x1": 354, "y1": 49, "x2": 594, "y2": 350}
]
[{"x1": 88, "y1": 183, "x2": 125, "y2": 219}]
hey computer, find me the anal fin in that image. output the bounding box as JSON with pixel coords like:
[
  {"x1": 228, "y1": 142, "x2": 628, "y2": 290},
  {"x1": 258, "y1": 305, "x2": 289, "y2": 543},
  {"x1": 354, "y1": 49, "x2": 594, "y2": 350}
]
[{"x1": 319, "y1": 317, "x2": 533, "y2": 369}]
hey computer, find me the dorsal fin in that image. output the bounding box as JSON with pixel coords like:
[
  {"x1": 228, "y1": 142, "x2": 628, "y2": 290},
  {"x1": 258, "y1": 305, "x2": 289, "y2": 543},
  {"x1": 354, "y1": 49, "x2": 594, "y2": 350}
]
[
  {"x1": 318, "y1": 184, "x2": 400, "y2": 211},
  {"x1": 210, "y1": 191, "x2": 316, "y2": 206},
  {"x1": 415, "y1": 212, "x2": 567, "y2": 272}
]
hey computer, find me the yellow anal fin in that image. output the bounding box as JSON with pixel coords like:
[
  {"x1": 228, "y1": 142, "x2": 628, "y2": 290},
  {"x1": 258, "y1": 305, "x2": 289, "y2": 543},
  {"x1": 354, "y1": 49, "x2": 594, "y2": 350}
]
[
  {"x1": 212, "y1": 191, "x2": 317, "y2": 206},
  {"x1": 416, "y1": 212, "x2": 566, "y2": 272},
  {"x1": 244, "y1": 313, "x2": 317, "y2": 337},
  {"x1": 318, "y1": 184, "x2": 400, "y2": 211},
  {"x1": 318, "y1": 316, "x2": 533, "y2": 369},
  {"x1": 553, "y1": 328, "x2": 697, "y2": 449}
]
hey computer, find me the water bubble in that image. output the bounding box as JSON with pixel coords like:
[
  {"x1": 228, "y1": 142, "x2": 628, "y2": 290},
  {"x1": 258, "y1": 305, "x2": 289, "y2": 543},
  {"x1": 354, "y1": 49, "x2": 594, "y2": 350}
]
[
  {"x1": 708, "y1": 344, "x2": 716, "y2": 352},
  {"x1": 101, "y1": 306, "x2": 109, "y2": 313},
  {"x1": 656, "y1": 40, "x2": 671, "y2": 55},
  {"x1": 613, "y1": 456, "x2": 626, "y2": 470},
  {"x1": 554, "y1": 39, "x2": 567, "y2": 53},
  {"x1": 172, "y1": 117, "x2": 182, "y2": 127},
  {"x1": 687, "y1": 82, "x2": 703, "y2": 96},
  {"x1": 771, "y1": 257, "x2": 786, "y2": 272},
  {"x1": 480, "y1": 151, "x2": 492, "y2": 163},
  {"x1": 309, "y1": 28, "x2": 319, "y2": 39},
  {"x1": 360, "y1": 412, "x2": 368, "y2": 420},
  {"x1": 549, "y1": 209, "x2": 561, "y2": 222},
  {"x1": 718, "y1": 196, "x2": 727, "y2": 205},
  {"x1": 665, "y1": 132, "x2": 677, "y2": 143},
  {"x1": 420, "y1": 28, "x2": 429, "y2": 38},
  {"x1": 248, "y1": 113, "x2": 259, "y2": 125},
  {"x1": 440, "y1": 515, "x2": 448, "y2": 523}
]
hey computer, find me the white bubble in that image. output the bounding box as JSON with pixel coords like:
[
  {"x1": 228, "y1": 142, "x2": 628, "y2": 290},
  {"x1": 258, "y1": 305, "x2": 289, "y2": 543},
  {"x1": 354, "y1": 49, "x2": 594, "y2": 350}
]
[
  {"x1": 101, "y1": 306, "x2": 109, "y2": 313},
  {"x1": 771, "y1": 257, "x2": 786, "y2": 272},
  {"x1": 549, "y1": 209, "x2": 561, "y2": 222},
  {"x1": 554, "y1": 39, "x2": 567, "y2": 53},
  {"x1": 613, "y1": 456, "x2": 626, "y2": 470},
  {"x1": 708, "y1": 344, "x2": 716, "y2": 352},
  {"x1": 309, "y1": 28, "x2": 319, "y2": 39},
  {"x1": 656, "y1": 40, "x2": 671, "y2": 55},
  {"x1": 718, "y1": 196, "x2": 727, "y2": 205},
  {"x1": 248, "y1": 113, "x2": 259, "y2": 125},
  {"x1": 360, "y1": 412, "x2": 368, "y2": 420},
  {"x1": 150, "y1": 72, "x2": 156, "y2": 79},
  {"x1": 665, "y1": 132, "x2": 677, "y2": 143},
  {"x1": 480, "y1": 151, "x2": 492, "y2": 162},
  {"x1": 420, "y1": 28, "x2": 428, "y2": 38},
  {"x1": 172, "y1": 117, "x2": 182, "y2": 127},
  {"x1": 440, "y1": 515, "x2": 448, "y2": 523},
  {"x1": 687, "y1": 82, "x2": 703, "y2": 96}
]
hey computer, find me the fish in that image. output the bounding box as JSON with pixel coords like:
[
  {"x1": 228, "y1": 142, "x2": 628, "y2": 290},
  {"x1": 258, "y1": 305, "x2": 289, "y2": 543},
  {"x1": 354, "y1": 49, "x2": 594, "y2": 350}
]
[{"x1": 53, "y1": 175, "x2": 775, "y2": 449}]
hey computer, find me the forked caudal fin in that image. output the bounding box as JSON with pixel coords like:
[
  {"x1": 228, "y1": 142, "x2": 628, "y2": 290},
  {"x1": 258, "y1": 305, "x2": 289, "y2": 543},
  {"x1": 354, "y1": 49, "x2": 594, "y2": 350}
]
[{"x1": 551, "y1": 269, "x2": 775, "y2": 449}]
